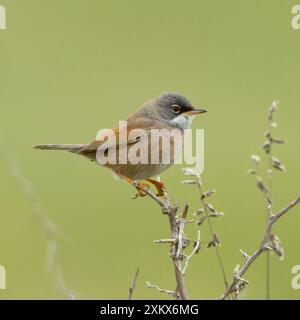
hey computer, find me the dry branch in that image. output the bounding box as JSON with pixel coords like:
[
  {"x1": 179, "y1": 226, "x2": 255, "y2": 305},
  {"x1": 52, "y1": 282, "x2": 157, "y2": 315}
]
[
  {"x1": 182, "y1": 230, "x2": 201, "y2": 276},
  {"x1": 135, "y1": 186, "x2": 190, "y2": 300},
  {"x1": 146, "y1": 281, "x2": 179, "y2": 298},
  {"x1": 220, "y1": 196, "x2": 300, "y2": 300},
  {"x1": 182, "y1": 168, "x2": 228, "y2": 292}
]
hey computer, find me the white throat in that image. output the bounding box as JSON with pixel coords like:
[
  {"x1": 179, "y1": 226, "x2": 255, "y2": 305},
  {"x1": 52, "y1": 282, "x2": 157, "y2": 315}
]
[{"x1": 169, "y1": 114, "x2": 195, "y2": 130}]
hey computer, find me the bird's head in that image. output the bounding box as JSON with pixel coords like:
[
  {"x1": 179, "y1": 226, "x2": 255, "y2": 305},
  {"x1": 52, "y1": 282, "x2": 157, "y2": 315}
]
[{"x1": 155, "y1": 92, "x2": 207, "y2": 129}]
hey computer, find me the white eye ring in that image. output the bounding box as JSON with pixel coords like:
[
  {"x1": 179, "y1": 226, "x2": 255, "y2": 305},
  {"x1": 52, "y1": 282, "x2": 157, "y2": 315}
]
[{"x1": 171, "y1": 104, "x2": 181, "y2": 114}]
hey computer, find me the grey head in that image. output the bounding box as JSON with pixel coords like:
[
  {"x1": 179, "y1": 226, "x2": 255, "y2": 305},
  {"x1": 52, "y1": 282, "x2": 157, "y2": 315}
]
[
  {"x1": 129, "y1": 92, "x2": 207, "y2": 130},
  {"x1": 154, "y1": 92, "x2": 207, "y2": 129}
]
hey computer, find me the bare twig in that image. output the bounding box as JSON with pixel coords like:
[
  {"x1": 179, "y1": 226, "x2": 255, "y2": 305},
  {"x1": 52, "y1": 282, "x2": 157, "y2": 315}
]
[
  {"x1": 182, "y1": 168, "x2": 229, "y2": 293},
  {"x1": 128, "y1": 267, "x2": 140, "y2": 300},
  {"x1": 146, "y1": 281, "x2": 179, "y2": 298},
  {"x1": 154, "y1": 239, "x2": 175, "y2": 244},
  {"x1": 265, "y1": 102, "x2": 276, "y2": 300},
  {"x1": 220, "y1": 196, "x2": 300, "y2": 300},
  {"x1": 182, "y1": 230, "x2": 201, "y2": 276},
  {"x1": 250, "y1": 101, "x2": 286, "y2": 299},
  {"x1": 195, "y1": 176, "x2": 229, "y2": 290}
]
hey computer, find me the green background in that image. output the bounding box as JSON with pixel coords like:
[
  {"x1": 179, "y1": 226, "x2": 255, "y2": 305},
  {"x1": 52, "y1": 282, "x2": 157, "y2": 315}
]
[{"x1": 0, "y1": 0, "x2": 299, "y2": 299}]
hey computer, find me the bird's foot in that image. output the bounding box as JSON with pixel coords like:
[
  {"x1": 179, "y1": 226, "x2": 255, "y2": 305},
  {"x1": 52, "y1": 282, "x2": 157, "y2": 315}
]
[
  {"x1": 132, "y1": 181, "x2": 150, "y2": 199},
  {"x1": 146, "y1": 178, "x2": 166, "y2": 197},
  {"x1": 119, "y1": 175, "x2": 150, "y2": 199}
]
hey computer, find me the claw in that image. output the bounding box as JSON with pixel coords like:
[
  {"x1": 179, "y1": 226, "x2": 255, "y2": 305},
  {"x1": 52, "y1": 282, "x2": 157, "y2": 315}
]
[
  {"x1": 146, "y1": 178, "x2": 166, "y2": 197},
  {"x1": 120, "y1": 174, "x2": 165, "y2": 199},
  {"x1": 132, "y1": 182, "x2": 150, "y2": 199},
  {"x1": 119, "y1": 175, "x2": 151, "y2": 199}
]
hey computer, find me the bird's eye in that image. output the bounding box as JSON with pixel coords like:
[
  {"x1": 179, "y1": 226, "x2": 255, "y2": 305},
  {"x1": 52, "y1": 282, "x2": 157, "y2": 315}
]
[{"x1": 171, "y1": 104, "x2": 181, "y2": 114}]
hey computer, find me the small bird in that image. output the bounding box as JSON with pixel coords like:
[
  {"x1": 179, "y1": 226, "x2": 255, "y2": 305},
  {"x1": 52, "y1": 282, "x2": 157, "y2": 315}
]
[{"x1": 35, "y1": 93, "x2": 206, "y2": 196}]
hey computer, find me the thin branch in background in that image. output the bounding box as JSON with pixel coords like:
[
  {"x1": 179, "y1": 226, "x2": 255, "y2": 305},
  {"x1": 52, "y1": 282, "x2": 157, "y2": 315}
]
[
  {"x1": 249, "y1": 100, "x2": 286, "y2": 299},
  {"x1": 182, "y1": 169, "x2": 228, "y2": 291},
  {"x1": 220, "y1": 101, "x2": 298, "y2": 300},
  {"x1": 128, "y1": 267, "x2": 140, "y2": 300},
  {"x1": 0, "y1": 140, "x2": 75, "y2": 299},
  {"x1": 45, "y1": 239, "x2": 76, "y2": 300},
  {"x1": 146, "y1": 281, "x2": 179, "y2": 299},
  {"x1": 220, "y1": 196, "x2": 300, "y2": 300}
]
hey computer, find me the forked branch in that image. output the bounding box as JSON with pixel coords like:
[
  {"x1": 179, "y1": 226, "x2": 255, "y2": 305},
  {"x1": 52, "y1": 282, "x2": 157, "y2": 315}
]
[{"x1": 220, "y1": 196, "x2": 300, "y2": 300}]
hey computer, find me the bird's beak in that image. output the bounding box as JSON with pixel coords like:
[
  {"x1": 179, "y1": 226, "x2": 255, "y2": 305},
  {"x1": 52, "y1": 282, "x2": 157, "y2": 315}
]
[{"x1": 185, "y1": 108, "x2": 207, "y2": 116}]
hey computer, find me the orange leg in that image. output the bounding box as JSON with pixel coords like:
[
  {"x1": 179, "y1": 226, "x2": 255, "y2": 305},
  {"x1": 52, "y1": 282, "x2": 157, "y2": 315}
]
[
  {"x1": 146, "y1": 178, "x2": 166, "y2": 197},
  {"x1": 120, "y1": 175, "x2": 150, "y2": 198}
]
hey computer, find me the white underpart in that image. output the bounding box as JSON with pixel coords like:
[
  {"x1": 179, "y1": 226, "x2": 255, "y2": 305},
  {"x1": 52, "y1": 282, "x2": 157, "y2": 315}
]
[{"x1": 169, "y1": 114, "x2": 195, "y2": 130}]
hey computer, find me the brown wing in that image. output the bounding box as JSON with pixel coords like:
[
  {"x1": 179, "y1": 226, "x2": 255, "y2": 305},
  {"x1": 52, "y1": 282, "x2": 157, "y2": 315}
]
[{"x1": 78, "y1": 123, "x2": 148, "y2": 157}]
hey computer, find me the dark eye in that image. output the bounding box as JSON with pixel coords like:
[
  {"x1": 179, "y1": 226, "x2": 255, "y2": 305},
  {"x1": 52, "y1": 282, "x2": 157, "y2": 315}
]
[{"x1": 171, "y1": 104, "x2": 181, "y2": 114}]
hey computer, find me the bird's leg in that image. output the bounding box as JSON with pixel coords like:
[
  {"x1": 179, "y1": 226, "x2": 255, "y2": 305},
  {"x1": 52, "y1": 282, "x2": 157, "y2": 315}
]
[
  {"x1": 120, "y1": 175, "x2": 150, "y2": 198},
  {"x1": 146, "y1": 178, "x2": 166, "y2": 197}
]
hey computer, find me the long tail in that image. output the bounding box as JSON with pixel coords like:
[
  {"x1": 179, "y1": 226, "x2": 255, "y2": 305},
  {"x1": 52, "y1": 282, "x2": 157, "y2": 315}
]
[{"x1": 34, "y1": 144, "x2": 87, "y2": 153}]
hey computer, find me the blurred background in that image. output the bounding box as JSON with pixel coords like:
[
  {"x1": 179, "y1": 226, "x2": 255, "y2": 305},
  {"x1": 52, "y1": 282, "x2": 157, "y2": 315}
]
[{"x1": 0, "y1": 0, "x2": 299, "y2": 299}]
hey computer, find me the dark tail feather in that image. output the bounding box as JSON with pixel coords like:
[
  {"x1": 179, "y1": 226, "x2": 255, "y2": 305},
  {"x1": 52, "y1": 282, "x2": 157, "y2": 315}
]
[{"x1": 34, "y1": 144, "x2": 87, "y2": 153}]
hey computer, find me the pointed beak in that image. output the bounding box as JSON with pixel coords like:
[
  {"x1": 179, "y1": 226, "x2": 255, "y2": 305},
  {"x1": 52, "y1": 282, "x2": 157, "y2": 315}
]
[{"x1": 185, "y1": 107, "x2": 207, "y2": 116}]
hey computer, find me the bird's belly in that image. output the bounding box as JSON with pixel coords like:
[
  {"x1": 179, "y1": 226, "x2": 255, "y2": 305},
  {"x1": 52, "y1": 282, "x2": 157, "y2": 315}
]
[
  {"x1": 100, "y1": 128, "x2": 184, "y2": 180},
  {"x1": 106, "y1": 163, "x2": 173, "y2": 180}
]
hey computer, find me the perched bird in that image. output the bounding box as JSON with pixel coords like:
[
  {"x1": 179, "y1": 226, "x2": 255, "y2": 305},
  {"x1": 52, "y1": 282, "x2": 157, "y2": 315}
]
[{"x1": 35, "y1": 93, "x2": 206, "y2": 196}]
